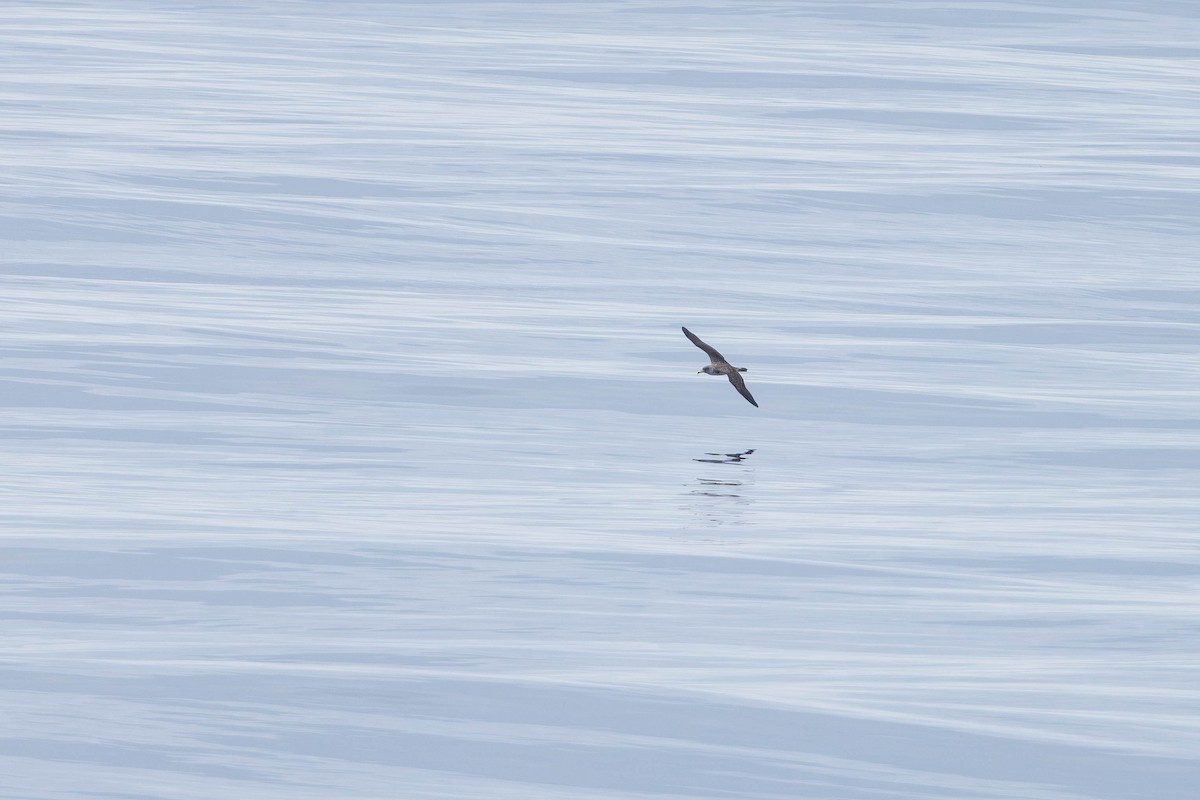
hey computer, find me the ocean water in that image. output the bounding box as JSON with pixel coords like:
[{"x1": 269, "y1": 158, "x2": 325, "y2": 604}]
[{"x1": 2, "y1": 2, "x2": 1199, "y2": 798}]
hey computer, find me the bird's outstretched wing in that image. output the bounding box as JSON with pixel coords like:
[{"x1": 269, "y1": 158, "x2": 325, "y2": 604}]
[
  {"x1": 726, "y1": 370, "x2": 758, "y2": 407},
  {"x1": 682, "y1": 326, "x2": 725, "y2": 364}
]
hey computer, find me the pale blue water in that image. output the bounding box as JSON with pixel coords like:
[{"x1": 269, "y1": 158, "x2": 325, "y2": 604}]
[{"x1": 3, "y1": 2, "x2": 1199, "y2": 799}]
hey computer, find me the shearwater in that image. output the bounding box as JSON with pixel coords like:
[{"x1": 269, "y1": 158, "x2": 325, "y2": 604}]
[{"x1": 682, "y1": 326, "x2": 758, "y2": 408}]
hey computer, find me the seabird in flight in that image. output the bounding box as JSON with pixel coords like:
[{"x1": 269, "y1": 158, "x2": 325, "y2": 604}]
[{"x1": 682, "y1": 326, "x2": 758, "y2": 407}]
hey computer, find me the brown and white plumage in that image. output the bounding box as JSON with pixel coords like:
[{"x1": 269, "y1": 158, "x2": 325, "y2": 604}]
[{"x1": 682, "y1": 326, "x2": 758, "y2": 407}]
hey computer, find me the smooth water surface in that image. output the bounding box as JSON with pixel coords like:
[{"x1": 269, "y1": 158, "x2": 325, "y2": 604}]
[{"x1": 2, "y1": 2, "x2": 1199, "y2": 798}]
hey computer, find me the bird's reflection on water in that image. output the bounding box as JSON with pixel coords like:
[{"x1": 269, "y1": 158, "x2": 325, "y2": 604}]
[
  {"x1": 694, "y1": 448, "x2": 755, "y2": 465},
  {"x1": 686, "y1": 449, "x2": 755, "y2": 526}
]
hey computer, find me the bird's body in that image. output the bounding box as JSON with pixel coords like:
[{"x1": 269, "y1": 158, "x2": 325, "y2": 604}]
[
  {"x1": 682, "y1": 326, "x2": 758, "y2": 407},
  {"x1": 699, "y1": 364, "x2": 747, "y2": 376}
]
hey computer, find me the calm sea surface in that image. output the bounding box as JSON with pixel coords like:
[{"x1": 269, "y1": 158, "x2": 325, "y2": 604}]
[{"x1": 3, "y1": 2, "x2": 1199, "y2": 798}]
